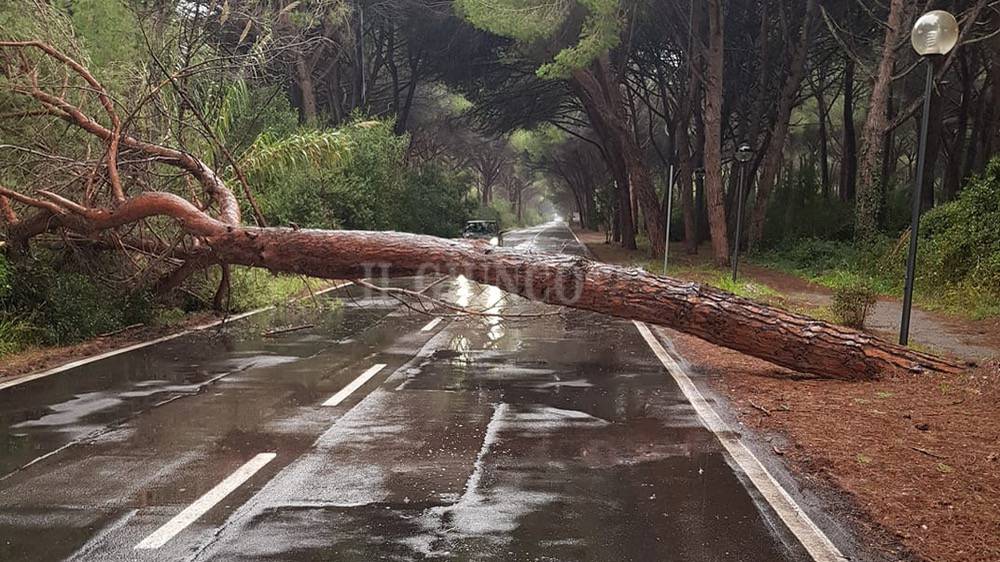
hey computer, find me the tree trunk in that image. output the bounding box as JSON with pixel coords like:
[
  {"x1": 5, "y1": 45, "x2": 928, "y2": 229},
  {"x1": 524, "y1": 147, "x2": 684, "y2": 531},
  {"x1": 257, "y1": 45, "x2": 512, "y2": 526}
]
[
  {"x1": 943, "y1": 53, "x2": 970, "y2": 201},
  {"x1": 840, "y1": 58, "x2": 858, "y2": 202},
  {"x1": 570, "y1": 56, "x2": 661, "y2": 255},
  {"x1": 702, "y1": 0, "x2": 730, "y2": 265},
  {"x1": 856, "y1": 0, "x2": 906, "y2": 240},
  {"x1": 747, "y1": 0, "x2": 816, "y2": 249},
  {"x1": 3, "y1": 182, "x2": 970, "y2": 382},
  {"x1": 920, "y1": 83, "x2": 944, "y2": 211},
  {"x1": 295, "y1": 55, "x2": 318, "y2": 125},
  {"x1": 815, "y1": 79, "x2": 831, "y2": 198}
]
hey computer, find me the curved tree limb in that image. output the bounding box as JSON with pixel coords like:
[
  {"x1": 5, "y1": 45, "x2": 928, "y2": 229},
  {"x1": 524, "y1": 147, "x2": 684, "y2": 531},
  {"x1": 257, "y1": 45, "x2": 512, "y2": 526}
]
[{"x1": 6, "y1": 185, "x2": 965, "y2": 381}]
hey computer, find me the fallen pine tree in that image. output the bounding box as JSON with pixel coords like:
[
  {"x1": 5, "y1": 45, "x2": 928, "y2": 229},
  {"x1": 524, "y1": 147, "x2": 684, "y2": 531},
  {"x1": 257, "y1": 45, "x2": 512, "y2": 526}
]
[{"x1": 0, "y1": 41, "x2": 965, "y2": 381}]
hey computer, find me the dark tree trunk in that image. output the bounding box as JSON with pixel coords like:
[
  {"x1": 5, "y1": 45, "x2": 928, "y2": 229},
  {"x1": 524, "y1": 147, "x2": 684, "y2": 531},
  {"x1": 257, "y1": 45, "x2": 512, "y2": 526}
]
[
  {"x1": 840, "y1": 58, "x2": 858, "y2": 202},
  {"x1": 702, "y1": 0, "x2": 730, "y2": 265},
  {"x1": 856, "y1": 0, "x2": 906, "y2": 240},
  {"x1": 920, "y1": 83, "x2": 944, "y2": 211},
  {"x1": 747, "y1": 0, "x2": 817, "y2": 249},
  {"x1": 943, "y1": 53, "x2": 971, "y2": 201}
]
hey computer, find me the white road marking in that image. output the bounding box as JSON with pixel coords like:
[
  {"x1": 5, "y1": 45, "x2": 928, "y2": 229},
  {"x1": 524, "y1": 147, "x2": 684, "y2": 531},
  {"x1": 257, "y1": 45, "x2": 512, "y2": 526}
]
[
  {"x1": 633, "y1": 321, "x2": 847, "y2": 562},
  {"x1": 420, "y1": 317, "x2": 443, "y2": 332},
  {"x1": 322, "y1": 364, "x2": 387, "y2": 407},
  {"x1": 0, "y1": 282, "x2": 352, "y2": 392},
  {"x1": 135, "y1": 452, "x2": 277, "y2": 550}
]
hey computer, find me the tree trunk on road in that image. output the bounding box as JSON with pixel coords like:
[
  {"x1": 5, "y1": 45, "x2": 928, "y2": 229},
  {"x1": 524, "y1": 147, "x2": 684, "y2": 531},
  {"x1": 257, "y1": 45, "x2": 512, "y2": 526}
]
[{"x1": 1, "y1": 188, "x2": 965, "y2": 382}]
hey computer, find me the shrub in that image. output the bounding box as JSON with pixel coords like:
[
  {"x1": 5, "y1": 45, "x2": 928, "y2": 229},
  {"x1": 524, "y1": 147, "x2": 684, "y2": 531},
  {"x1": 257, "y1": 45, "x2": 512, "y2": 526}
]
[
  {"x1": 916, "y1": 159, "x2": 1000, "y2": 297},
  {"x1": 0, "y1": 254, "x2": 10, "y2": 301},
  {"x1": 397, "y1": 164, "x2": 475, "y2": 237},
  {"x1": 831, "y1": 281, "x2": 878, "y2": 329},
  {"x1": 2, "y1": 258, "x2": 153, "y2": 345}
]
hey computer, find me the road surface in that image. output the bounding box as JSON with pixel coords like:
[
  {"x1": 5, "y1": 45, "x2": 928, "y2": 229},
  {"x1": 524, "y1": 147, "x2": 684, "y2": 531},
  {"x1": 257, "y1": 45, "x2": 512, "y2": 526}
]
[{"x1": 0, "y1": 222, "x2": 841, "y2": 561}]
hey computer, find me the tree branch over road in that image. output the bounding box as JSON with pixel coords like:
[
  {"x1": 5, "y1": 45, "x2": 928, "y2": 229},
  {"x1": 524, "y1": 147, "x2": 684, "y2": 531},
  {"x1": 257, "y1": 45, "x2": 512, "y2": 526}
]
[{"x1": 0, "y1": 42, "x2": 965, "y2": 381}]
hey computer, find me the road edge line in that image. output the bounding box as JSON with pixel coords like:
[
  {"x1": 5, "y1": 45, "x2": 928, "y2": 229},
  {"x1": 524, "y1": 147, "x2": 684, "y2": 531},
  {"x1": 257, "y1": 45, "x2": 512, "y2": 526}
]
[
  {"x1": 564, "y1": 223, "x2": 595, "y2": 258},
  {"x1": 633, "y1": 321, "x2": 847, "y2": 562},
  {"x1": 0, "y1": 281, "x2": 352, "y2": 392}
]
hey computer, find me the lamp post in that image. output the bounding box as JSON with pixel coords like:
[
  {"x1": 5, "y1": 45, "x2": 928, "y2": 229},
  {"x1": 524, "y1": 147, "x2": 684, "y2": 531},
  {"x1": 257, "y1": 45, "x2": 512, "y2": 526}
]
[
  {"x1": 732, "y1": 143, "x2": 753, "y2": 282},
  {"x1": 900, "y1": 10, "x2": 959, "y2": 346},
  {"x1": 663, "y1": 164, "x2": 674, "y2": 273}
]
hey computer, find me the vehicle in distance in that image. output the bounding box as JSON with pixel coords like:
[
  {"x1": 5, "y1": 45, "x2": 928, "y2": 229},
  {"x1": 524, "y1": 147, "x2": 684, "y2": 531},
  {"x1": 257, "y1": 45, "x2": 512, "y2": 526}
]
[{"x1": 461, "y1": 220, "x2": 503, "y2": 246}]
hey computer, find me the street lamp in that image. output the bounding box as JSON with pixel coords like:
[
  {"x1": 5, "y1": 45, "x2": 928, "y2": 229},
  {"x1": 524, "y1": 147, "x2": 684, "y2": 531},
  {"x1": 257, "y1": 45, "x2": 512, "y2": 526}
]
[
  {"x1": 662, "y1": 123, "x2": 674, "y2": 274},
  {"x1": 900, "y1": 10, "x2": 959, "y2": 346},
  {"x1": 732, "y1": 143, "x2": 753, "y2": 282}
]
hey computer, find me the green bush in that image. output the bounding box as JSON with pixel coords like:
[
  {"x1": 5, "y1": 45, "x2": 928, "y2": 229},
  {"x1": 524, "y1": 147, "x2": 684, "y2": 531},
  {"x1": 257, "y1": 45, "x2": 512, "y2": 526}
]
[
  {"x1": 830, "y1": 281, "x2": 878, "y2": 329},
  {"x1": 916, "y1": 159, "x2": 1000, "y2": 296},
  {"x1": 397, "y1": 164, "x2": 476, "y2": 237},
  {"x1": 1, "y1": 258, "x2": 153, "y2": 346},
  {"x1": 0, "y1": 254, "x2": 10, "y2": 301},
  {"x1": 761, "y1": 166, "x2": 855, "y2": 244}
]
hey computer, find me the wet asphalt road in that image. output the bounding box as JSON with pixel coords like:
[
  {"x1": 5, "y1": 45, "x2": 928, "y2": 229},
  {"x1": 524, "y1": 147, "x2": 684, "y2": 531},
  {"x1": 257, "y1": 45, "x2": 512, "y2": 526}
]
[{"x1": 0, "y1": 222, "x2": 817, "y2": 561}]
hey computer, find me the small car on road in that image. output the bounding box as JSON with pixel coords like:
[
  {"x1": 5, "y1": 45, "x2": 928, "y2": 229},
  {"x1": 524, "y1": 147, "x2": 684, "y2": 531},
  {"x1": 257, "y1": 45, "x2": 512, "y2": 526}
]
[{"x1": 461, "y1": 220, "x2": 503, "y2": 246}]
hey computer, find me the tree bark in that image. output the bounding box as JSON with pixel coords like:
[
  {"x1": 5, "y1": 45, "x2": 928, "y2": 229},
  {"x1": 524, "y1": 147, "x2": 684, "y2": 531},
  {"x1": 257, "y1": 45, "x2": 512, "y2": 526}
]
[
  {"x1": 702, "y1": 0, "x2": 730, "y2": 265},
  {"x1": 747, "y1": 0, "x2": 816, "y2": 249},
  {"x1": 3, "y1": 188, "x2": 963, "y2": 382},
  {"x1": 570, "y1": 56, "x2": 661, "y2": 255},
  {"x1": 856, "y1": 0, "x2": 906, "y2": 240},
  {"x1": 840, "y1": 58, "x2": 858, "y2": 202},
  {"x1": 295, "y1": 55, "x2": 318, "y2": 125},
  {"x1": 920, "y1": 82, "x2": 944, "y2": 211}
]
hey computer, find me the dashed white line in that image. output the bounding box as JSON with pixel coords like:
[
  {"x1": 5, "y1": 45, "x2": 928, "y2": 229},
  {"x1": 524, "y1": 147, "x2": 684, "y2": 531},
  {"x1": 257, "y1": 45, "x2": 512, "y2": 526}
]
[
  {"x1": 420, "y1": 317, "x2": 443, "y2": 332},
  {"x1": 135, "y1": 452, "x2": 277, "y2": 550},
  {"x1": 322, "y1": 364, "x2": 387, "y2": 407},
  {"x1": 633, "y1": 321, "x2": 847, "y2": 562}
]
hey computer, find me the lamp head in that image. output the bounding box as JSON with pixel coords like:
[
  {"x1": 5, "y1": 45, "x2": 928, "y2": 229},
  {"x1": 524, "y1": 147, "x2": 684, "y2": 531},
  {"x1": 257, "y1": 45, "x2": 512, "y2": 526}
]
[
  {"x1": 911, "y1": 11, "x2": 959, "y2": 56},
  {"x1": 735, "y1": 143, "x2": 753, "y2": 163}
]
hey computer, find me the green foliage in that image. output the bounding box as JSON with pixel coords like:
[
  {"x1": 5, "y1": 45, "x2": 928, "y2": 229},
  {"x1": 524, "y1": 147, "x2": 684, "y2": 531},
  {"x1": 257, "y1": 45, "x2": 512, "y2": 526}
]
[
  {"x1": 58, "y1": 0, "x2": 142, "y2": 74},
  {"x1": 761, "y1": 166, "x2": 854, "y2": 244},
  {"x1": 830, "y1": 281, "x2": 878, "y2": 329},
  {"x1": 397, "y1": 164, "x2": 476, "y2": 237},
  {"x1": 0, "y1": 254, "x2": 10, "y2": 301},
  {"x1": 712, "y1": 275, "x2": 781, "y2": 302},
  {"x1": 454, "y1": 0, "x2": 571, "y2": 43},
  {"x1": 258, "y1": 119, "x2": 408, "y2": 230},
  {"x1": 915, "y1": 160, "x2": 1000, "y2": 296},
  {"x1": 1, "y1": 259, "x2": 153, "y2": 346},
  {"x1": 455, "y1": 0, "x2": 621, "y2": 79},
  {"x1": 536, "y1": 0, "x2": 621, "y2": 79},
  {"x1": 256, "y1": 118, "x2": 476, "y2": 236},
  {"x1": 241, "y1": 128, "x2": 351, "y2": 184},
  {"x1": 0, "y1": 315, "x2": 33, "y2": 357},
  {"x1": 226, "y1": 269, "x2": 315, "y2": 313}
]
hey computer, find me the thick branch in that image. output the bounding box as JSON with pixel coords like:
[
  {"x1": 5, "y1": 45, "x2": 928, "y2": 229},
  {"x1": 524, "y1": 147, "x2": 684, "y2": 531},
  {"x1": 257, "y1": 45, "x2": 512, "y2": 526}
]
[
  {"x1": 200, "y1": 227, "x2": 962, "y2": 380},
  {"x1": 2, "y1": 182, "x2": 965, "y2": 380}
]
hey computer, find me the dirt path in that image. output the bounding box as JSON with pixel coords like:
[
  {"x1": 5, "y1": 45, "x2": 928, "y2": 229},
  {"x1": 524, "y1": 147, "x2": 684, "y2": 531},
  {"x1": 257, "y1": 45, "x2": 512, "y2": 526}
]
[{"x1": 577, "y1": 228, "x2": 1000, "y2": 562}]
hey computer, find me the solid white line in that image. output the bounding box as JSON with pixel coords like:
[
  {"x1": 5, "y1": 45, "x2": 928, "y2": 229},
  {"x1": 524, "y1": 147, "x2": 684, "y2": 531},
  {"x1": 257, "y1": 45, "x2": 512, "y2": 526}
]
[
  {"x1": 322, "y1": 364, "x2": 387, "y2": 407},
  {"x1": 633, "y1": 321, "x2": 847, "y2": 562},
  {"x1": 135, "y1": 452, "x2": 276, "y2": 550},
  {"x1": 0, "y1": 282, "x2": 352, "y2": 392},
  {"x1": 420, "y1": 317, "x2": 443, "y2": 332}
]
